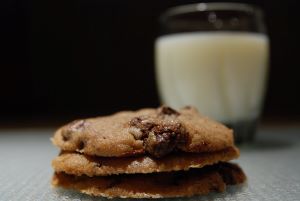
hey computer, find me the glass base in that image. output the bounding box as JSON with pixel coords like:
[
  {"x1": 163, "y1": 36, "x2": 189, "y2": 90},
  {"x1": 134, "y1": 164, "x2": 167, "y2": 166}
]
[{"x1": 225, "y1": 119, "x2": 258, "y2": 144}]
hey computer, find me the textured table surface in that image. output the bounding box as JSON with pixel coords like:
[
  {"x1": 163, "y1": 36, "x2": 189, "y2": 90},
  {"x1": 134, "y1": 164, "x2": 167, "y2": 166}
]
[{"x1": 0, "y1": 127, "x2": 300, "y2": 201}]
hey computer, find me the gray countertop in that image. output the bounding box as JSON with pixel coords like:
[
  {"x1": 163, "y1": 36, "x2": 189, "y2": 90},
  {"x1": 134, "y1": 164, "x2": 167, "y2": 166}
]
[{"x1": 0, "y1": 127, "x2": 299, "y2": 201}]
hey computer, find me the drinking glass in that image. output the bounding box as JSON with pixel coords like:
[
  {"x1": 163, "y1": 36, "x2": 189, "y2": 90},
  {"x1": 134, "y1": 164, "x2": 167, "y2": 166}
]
[{"x1": 155, "y1": 3, "x2": 269, "y2": 143}]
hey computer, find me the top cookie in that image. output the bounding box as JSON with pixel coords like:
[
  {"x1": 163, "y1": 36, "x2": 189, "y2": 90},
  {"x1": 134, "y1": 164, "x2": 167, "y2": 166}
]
[{"x1": 52, "y1": 106, "x2": 234, "y2": 158}]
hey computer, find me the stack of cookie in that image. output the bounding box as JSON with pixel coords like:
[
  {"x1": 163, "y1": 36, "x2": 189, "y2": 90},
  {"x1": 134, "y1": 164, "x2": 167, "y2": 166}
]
[{"x1": 51, "y1": 106, "x2": 246, "y2": 198}]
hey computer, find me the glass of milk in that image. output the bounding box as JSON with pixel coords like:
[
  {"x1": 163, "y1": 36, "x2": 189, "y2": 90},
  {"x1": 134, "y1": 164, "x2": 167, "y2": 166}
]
[{"x1": 155, "y1": 3, "x2": 269, "y2": 143}]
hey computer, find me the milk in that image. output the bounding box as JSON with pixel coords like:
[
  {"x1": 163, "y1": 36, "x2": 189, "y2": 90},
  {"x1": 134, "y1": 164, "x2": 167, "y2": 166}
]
[{"x1": 155, "y1": 32, "x2": 269, "y2": 123}]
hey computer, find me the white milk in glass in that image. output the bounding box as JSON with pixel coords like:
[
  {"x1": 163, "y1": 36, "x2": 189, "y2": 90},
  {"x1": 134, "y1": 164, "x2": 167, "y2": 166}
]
[{"x1": 155, "y1": 32, "x2": 269, "y2": 123}]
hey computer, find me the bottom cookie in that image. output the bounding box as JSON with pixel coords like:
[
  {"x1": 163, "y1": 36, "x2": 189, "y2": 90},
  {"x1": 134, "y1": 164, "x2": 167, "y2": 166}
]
[{"x1": 52, "y1": 162, "x2": 246, "y2": 198}]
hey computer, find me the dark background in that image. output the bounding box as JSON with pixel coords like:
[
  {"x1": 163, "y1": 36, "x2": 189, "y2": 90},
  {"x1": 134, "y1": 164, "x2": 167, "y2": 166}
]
[{"x1": 0, "y1": 0, "x2": 299, "y2": 126}]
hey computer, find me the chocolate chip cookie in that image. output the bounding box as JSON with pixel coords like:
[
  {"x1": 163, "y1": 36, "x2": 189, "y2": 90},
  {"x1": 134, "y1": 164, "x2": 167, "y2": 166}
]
[
  {"x1": 52, "y1": 106, "x2": 234, "y2": 157},
  {"x1": 51, "y1": 106, "x2": 246, "y2": 198},
  {"x1": 52, "y1": 162, "x2": 246, "y2": 198},
  {"x1": 52, "y1": 146, "x2": 239, "y2": 176}
]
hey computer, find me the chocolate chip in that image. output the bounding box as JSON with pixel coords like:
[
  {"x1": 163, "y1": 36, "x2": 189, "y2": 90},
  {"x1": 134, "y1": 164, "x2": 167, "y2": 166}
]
[
  {"x1": 145, "y1": 131, "x2": 176, "y2": 158},
  {"x1": 61, "y1": 131, "x2": 71, "y2": 141},
  {"x1": 129, "y1": 116, "x2": 155, "y2": 140},
  {"x1": 130, "y1": 117, "x2": 155, "y2": 131},
  {"x1": 144, "y1": 123, "x2": 185, "y2": 158},
  {"x1": 128, "y1": 108, "x2": 187, "y2": 158},
  {"x1": 158, "y1": 106, "x2": 179, "y2": 116},
  {"x1": 62, "y1": 135, "x2": 69, "y2": 141},
  {"x1": 77, "y1": 141, "x2": 85, "y2": 151}
]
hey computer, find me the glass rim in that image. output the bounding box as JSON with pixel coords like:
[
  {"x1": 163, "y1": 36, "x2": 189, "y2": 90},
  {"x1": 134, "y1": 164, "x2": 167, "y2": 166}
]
[{"x1": 160, "y1": 2, "x2": 264, "y2": 22}]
